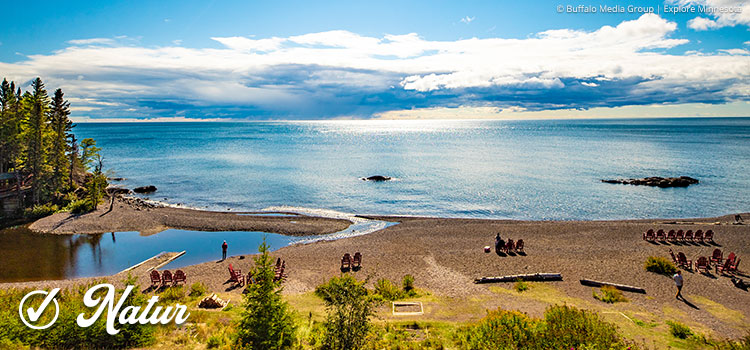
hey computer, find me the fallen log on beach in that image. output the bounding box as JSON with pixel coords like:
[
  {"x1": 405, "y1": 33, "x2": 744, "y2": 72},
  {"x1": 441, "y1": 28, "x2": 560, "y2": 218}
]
[
  {"x1": 580, "y1": 279, "x2": 646, "y2": 294},
  {"x1": 474, "y1": 273, "x2": 562, "y2": 284}
]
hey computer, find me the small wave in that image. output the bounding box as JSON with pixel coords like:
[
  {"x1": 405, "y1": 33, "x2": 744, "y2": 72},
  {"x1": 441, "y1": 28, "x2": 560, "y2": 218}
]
[{"x1": 261, "y1": 206, "x2": 398, "y2": 244}]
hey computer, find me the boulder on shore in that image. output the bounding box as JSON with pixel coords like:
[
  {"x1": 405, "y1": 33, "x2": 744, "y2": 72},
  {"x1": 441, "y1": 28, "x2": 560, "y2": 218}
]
[
  {"x1": 133, "y1": 185, "x2": 157, "y2": 193},
  {"x1": 106, "y1": 186, "x2": 131, "y2": 195},
  {"x1": 362, "y1": 175, "x2": 392, "y2": 182},
  {"x1": 601, "y1": 176, "x2": 699, "y2": 188}
]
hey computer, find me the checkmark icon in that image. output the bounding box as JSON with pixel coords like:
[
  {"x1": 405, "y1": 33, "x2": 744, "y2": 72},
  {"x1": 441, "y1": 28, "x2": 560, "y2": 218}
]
[
  {"x1": 19, "y1": 288, "x2": 61, "y2": 330},
  {"x1": 26, "y1": 288, "x2": 60, "y2": 322}
]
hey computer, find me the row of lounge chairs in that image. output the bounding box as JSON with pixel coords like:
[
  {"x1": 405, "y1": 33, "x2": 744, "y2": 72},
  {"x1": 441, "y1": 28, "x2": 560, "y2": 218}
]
[
  {"x1": 227, "y1": 258, "x2": 288, "y2": 287},
  {"x1": 341, "y1": 252, "x2": 362, "y2": 271},
  {"x1": 669, "y1": 249, "x2": 741, "y2": 275},
  {"x1": 643, "y1": 229, "x2": 714, "y2": 243},
  {"x1": 150, "y1": 269, "x2": 187, "y2": 287}
]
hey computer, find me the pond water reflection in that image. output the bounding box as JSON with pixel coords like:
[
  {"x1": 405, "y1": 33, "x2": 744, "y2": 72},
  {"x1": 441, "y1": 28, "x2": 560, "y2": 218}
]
[{"x1": 0, "y1": 226, "x2": 293, "y2": 283}]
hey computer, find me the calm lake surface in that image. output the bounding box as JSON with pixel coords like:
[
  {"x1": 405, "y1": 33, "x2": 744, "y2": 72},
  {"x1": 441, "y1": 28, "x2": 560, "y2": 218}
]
[
  {"x1": 75, "y1": 118, "x2": 750, "y2": 220},
  {"x1": 0, "y1": 227, "x2": 293, "y2": 283}
]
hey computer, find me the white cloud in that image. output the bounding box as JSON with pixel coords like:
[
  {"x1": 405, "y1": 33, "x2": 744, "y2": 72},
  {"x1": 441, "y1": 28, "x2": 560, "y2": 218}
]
[
  {"x1": 669, "y1": 0, "x2": 750, "y2": 30},
  {"x1": 688, "y1": 16, "x2": 721, "y2": 30},
  {"x1": 460, "y1": 16, "x2": 475, "y2": 24},
  {"x1": 0, "y1": 14, "x2": 748, "y2": 120},
  {"x1": 67, "y1": 38, "x2": 116, "y2": 45}
]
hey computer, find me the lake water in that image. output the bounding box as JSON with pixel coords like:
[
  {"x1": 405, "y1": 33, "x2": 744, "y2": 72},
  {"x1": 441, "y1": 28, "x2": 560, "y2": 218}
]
[
  {"x1": 3, "y1": 117, "x2": 749, "y2": 282},
  {"x1": 74, "y1": 118, "x2": 750, "y2": 220}
]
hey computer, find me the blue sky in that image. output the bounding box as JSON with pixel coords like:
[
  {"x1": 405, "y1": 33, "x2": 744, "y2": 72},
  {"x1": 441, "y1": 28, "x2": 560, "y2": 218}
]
[{"x1": 1, "y1": 0, "x2": 748, "y2": 120}]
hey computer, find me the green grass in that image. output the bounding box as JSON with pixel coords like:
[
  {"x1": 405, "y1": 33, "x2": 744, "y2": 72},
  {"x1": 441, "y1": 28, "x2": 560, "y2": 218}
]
[{"x1": 667, "y1": 320, "x2": 694, "y2": 339}]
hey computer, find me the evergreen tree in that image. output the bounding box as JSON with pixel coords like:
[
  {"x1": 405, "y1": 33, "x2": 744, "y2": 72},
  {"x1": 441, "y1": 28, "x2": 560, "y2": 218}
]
[
  {"x1": 0, "y1": 79, "x2": 21, "y2": 173},
  {"x1": 85, "y1": 154, "x2": 107, "y2": 211},
  {"x1": 21, "y1": 77, "x2": 51, "y2": 204},
  {"x1": 48, "y1": 88, "x2": 73, "y2": 193},
  {"x1": 80, "y1": 138, "x2": 101, "y2": 169},
  {"x1": 68, "y1": 133, "x2": 80, "y2": 188},
  {"x1": 235, "y1": 238, "x2": 297, "y2": 350}
]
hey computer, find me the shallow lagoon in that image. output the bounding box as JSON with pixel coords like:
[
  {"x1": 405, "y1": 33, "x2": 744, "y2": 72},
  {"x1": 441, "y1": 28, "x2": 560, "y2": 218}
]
[{"x1": 0, "y1": 227, "x2": 293, "y2": 283}]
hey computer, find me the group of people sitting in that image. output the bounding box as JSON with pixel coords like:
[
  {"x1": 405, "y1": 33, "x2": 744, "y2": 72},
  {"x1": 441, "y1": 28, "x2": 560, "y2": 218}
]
[{"x1": 494, "y1": 233, "x2": 524, "y2": 254}]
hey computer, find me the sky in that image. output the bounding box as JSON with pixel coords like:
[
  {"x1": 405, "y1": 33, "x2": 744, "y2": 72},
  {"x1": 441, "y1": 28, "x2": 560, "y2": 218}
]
[{"x1": 0, "y1": 0, "x2": 749, "y2": 121}]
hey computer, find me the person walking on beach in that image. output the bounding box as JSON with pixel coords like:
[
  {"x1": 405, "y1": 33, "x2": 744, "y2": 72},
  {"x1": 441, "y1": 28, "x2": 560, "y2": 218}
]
[
  {"x1": 221, "y1": 240, "x2": 228, "y2": 260},
  {"x1": 673, "y1": 270, "x2": 684, "y2": 300}
]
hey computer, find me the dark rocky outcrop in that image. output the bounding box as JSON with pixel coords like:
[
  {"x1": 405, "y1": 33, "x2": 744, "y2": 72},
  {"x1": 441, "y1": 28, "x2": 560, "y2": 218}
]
[
  {"x1": 601, "y1": 176, "x2": 699, "y2": 188},
  {"x1": 133, "y1": 185, "x2": 157, "y2": 193},
  {"x1": 106, "y1": 186, "x2": 132, "y2": 195},
  {"x1": 362, "y1": 175, "x2": 392, "y2": 182}
]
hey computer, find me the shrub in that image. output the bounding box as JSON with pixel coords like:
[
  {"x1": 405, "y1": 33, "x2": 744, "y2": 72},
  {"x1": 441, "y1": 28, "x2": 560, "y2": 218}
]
[
  {"x1": 456, "y1": 305, "x2": 633, "y2": 350},
  {"x1": 645, "y1": 256, "x2": 677, "y2": 275},
  {"x1": 402, "y1": 274, "x2": 415, "y2": 293},
  {"x1": 160, "y1": 286, "x2": 185, "y2": 302},
  {"x1": 189, "y1": 282, "x2": 208, "y2": 298},
  {"x1": 374, "y1": 278, "x2": 404, "y2": 301},
  {"x1": 24, "y1": 203, "x2": 58, "y2": 219},
  {"x1": 206, "y1": 334, "x2": 222, "y2": 348},
  {"x1": 315, "y1": 274, "x2": 381, "y2": 350},
  {"x1": 67, "y1": 199, "x2": 94, "y2": 214},
  {"x1": 514, "y1": 280, "x2": 529, "y2": 292},
  {"x1": 667, "y1": 320, "x2": 693, "y2": 339},
  {"x1": 593, "y1": 286, "x2": 629, "y2": 303}
]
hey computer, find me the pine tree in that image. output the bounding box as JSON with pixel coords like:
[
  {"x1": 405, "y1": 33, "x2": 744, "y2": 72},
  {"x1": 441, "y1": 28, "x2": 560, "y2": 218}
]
[
  {"x1": 0, "y1": 79, "x2": 21, "y2": 173},
  {"x1": 68, "y1": 133, "x2": 80, "y2": 188},
  {"x1": 21, "y1": 77, "x2": 51, "y2": 204},
  {"x1": 235, "y1": 238, "x2": 297, "y2": 349},
  {"x1": 49, "y1": 88, "x2": 73, "y2": 193}
]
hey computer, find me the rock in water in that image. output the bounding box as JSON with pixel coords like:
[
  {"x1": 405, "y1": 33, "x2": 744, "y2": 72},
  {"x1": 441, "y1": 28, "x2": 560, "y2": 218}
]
[
  {"x1": 133, "y1": 185, "x2": 157, "y2": 193},
  {"x1": 362, "y1": 175, "x2": 392, "y2": 181},
  {"x1": 601, "y1": 176, "x2": 699, "y2": 188}
]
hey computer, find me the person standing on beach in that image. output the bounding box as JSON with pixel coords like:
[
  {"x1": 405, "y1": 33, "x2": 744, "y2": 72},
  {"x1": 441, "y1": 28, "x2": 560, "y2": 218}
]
[
  {"x1": 222, "y1": 240, "x2": 228, "y2": 260},
  {"x1": 673, "y1": 270, "x2": 684, "y2": 299}
]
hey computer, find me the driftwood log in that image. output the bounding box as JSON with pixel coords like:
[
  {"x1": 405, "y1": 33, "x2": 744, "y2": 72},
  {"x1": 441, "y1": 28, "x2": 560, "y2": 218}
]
[
  {"x1": 580, "y1": 279, "x2": 646, "y2": 294},
  {"x1": 474, "y1": 273, "x2": 562, "y2": 284}
]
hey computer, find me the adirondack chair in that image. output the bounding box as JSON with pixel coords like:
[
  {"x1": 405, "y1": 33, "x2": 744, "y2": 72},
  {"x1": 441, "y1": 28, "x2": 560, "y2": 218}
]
[
  {"x1": 150, "y1": 270, "x2": 161, "y2": 287},
  {"x1": 669, "y1": 249, "x2": 678, "y2": 264},
  {"x1": 247, "y1": 271, "x2": 255, "y2": 285},
  {"x1": 667, "y1": 230, "x2": 677, "y2": 242},
  {"x1": 677, "y1": 252, "x2": 692, "y2": 271},
  {"x1": 173, "y1": 270, "x2": 187, "y2": 285},
  {"x1": 675, "y1": 230, "x2": 685, "y2": 242},
  {"x1": 515, "y1": 239, "x2": 525, "y2": 253},
  {"x1": 704, "y1": 230, "x2": 714, "y2": 243},
  {"x1": 684, "y1": 230, "x2": 694, "y2": 241},
  {"x1": 695, "y1": 257, "x2": 710, "y2": 273},
  {"x1": 228, "y1": 263, "x2": 244, "y2": 286},
  {"x1": 694, "y1": 230, "x2": 704, "y2": 243},
  {"x1": 710, "y1": 249, "x2": 723, "y2": 264},
  {"x1": 728, "y1": 258, "x2": 741, "y2": 274},
  {"x1": 716, "y1": 258, "x2": 734, "y2": 275},
  {"x1": 505, "y1": 239, "x2": 515, "y2": 253},
  {"x1": 352, "y1": 252, "x2": 362, "y2": 269},
  {"x1": 726, "y1": 252, "x2": 736, "y2": 265},
  {"x1": 656, "y1": 229, "x2": 666, "y2": 241},
  {"x1": 162, "y1": 270, "x2": 174, "y2": 285},
  {"x1": 274, "y1": 262, "x2": 287, "y2": 282},
  {"x1": 341, "y1": 253, "x2": 352, "y2": 270},
  {"x1": 643, "y1": 229, "x2": 655, "y2": 241}
]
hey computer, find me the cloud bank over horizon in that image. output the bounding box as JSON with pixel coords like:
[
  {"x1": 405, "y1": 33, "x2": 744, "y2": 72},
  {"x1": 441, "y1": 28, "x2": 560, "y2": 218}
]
[{"x1": 1, "y1": 13, "x2": 749, "y2": 121}]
